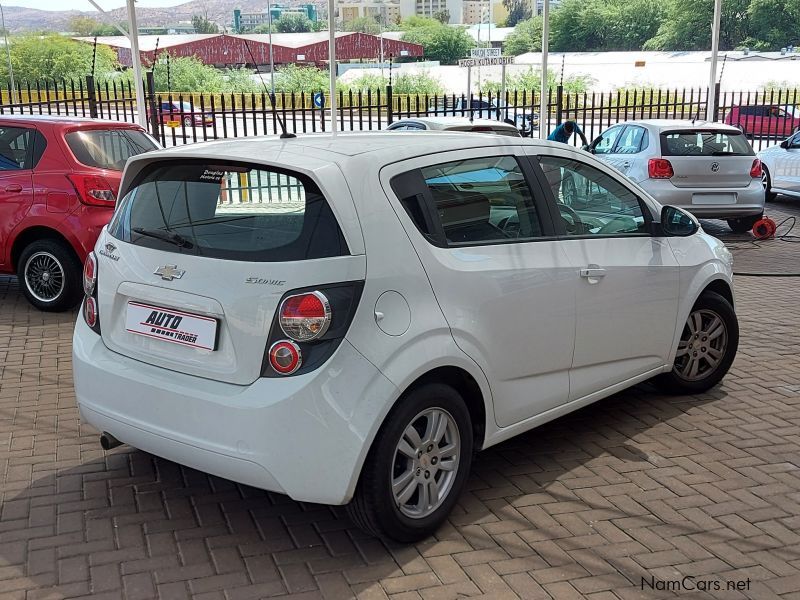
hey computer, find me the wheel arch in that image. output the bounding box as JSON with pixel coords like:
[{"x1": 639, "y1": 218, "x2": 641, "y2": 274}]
[
  {"x1": 701, "y1": 278, "x2": 734, "y2": 309},
  {"x1": 10, "y1": 226, "x2": 80, "y2": 273}
]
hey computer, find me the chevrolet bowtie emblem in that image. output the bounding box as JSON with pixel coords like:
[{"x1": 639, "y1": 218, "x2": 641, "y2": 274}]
[
  {"x1": 154, "y1": 265, "x2": 185, "y2": 281},
  {"x1": 105, "y1": 242, "x2": 116, "y2": 253}
]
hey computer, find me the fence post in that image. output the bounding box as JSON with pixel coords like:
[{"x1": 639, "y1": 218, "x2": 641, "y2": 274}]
[
  {"x1": 712, "y1": 82, "x2": 721, "y2": 122},
  {"x1": 86, "y1": 75, "x2": 98, "y2": 119},
  {"x1": 555, "y1": 85, "x2": 564, "y2": 126},
  {"x1": 386, "y1": 84, "x2": 394, "y2": 125},
  {"x1": 145, "y1": 71, "x2": 160, "y2": 137}
]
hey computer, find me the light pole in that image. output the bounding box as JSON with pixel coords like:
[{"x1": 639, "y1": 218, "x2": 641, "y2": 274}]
[
  {"x1": 539, "y1": 0, "x2": 549, "y2": 140},
  {"x1": 267, "y1": 0, "x2": 275, "y2": 95},
  {"x1": 707, "y1": 0, "x2": 722, "y2": 121},
  {"x1": 0, "y1": 2, "x2": 17, "y2": 105}
]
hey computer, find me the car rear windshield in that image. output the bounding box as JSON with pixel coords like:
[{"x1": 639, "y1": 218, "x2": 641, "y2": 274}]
[
  {"x1": 66, "y1": 128, "x2": 158, "y2": 170},
  {"x1": 108, "y1": 160, "x2": 348, "y2": 262},
  {"x1": 660, "y1": 130, "x2": 754, "y2": 157}
]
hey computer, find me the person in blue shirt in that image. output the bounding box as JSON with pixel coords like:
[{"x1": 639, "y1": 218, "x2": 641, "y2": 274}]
[{"x1": 547, "y1": 120, "x2": 588, "y2": 146}]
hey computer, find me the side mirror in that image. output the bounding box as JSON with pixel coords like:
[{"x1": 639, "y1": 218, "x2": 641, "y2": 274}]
[
  {"x1": 780, "y1": 140, "x2": 789, "y2": 149},
  {"x1": 660, "y1": 205, "x2": 699, "y2": 237}
]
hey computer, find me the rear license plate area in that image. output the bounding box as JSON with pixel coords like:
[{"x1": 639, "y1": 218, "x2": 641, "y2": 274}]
[
  {"x1": 692, "y1": 193, "x2": 736, "y2": 205},
  {"x1": 126, "y1": 301, "x2": 217, "y2": 350}
]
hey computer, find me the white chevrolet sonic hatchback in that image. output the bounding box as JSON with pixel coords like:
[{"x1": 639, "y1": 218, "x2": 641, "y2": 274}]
[{"x1": 73, "y1": 133, "x2": 738, "y2": 542}]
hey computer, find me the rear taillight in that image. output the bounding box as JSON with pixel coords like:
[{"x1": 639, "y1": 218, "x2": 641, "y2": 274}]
[
  {"x1": 279, "y1": 291, "x2": 331, "y2": 342},
  {"x1": 83, "y1": 251, "x2": 97, "y2": 296},
  {"x1": 268, "y1": 340, "x2": 302, "y2": 375},
  {"x1": 750, "y1": 158, "x2": 762, "y2": 178},
  {"x1": 262, "y1": 282, "x2": 363, "y2": 377},
  {"x1": 83, "y1": 296, "x2": 98, "y2": 328},
  {"x1": 68, "y1": 174, "x2": 117, "y2": 207},
  {"x1": 648, "y1": 158, "x2": 674, "y2": 179},
  {"x1": 83, "y1": 251, "x2": 101, "y2": 334}
]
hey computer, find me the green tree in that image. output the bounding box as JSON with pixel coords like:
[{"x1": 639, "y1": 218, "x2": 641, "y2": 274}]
[
  {"x1": 433, "y1": 10, "x2": 450, "y2": 24},
  {"x1": 343, "y1": 16, "x2": 381, "y2": 34},
  {"x1": 252, "y1": 23, "x2": 273, "y2": 34},
  {"x1": 91, "y1": 23, "x2": 126, "y2": 36},
  {"x1": 746, "y1": 0, "x2": 800, "y2": 49},
  {"x1": 274, "y1": 14, "x2": 313, "y2": 33},
  {"x1": 503, "y1": 17, "x2": 543, "y2": 55},
  {"x1": 645, "y1": 0, "x2": 751, "y2": 50},
  {"x1": 0, "y1": 35, "x2": 120, "y2": 84},
  {"x1": 402, "y1": 24, "x2": 475, "y2": 65},
  {"x1": 399, "y1": 16, "x2": 442, "y2": 29},
  {"x1": 191, "y1": 14, "x2": 219, "y2": 34},
  {"x1": 503, "y1": 0, "x2": 531, "y2": 27},
  {"x1": 69, "y1": 16, "x2": 100, "y2": 36}
]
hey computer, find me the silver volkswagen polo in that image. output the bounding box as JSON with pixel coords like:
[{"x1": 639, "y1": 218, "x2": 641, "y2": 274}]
[{"x1": 585, "y1": 120, "x2": 765, "y2": 232}]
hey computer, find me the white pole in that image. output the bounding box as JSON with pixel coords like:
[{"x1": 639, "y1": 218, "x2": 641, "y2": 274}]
[
  {"x1": 0, "y1": 3, "x2": 17, "y2": 104},
  {"x1": 539, "y1": 0, "x2": 549, "y2": 139},
  {"x1": 707, "y1": 0, "x2": 722, "y2": 122},
  {"x1": 126, "y1": 0, "x2": 147, "y2": 127},
  {"x1": 328, "y1": 0, "x2": 337, "y2": 136},
  {"x1": 267, "y1": 0, "x2": 275, "y2": 95}
]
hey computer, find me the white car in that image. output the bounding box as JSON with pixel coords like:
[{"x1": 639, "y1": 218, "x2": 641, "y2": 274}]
[
  {"x1": 387, "y1": 116, "x2": 521, "y2": 137},
  {"x1": 757, "y1": 131, "x2": 800, "y2": 201},
  {"x1": 73, "y1": 133, "x2": 738, "y2": 542},
  {"x1": 588, "y1": 120, "x2": 765, "y2": 232}
]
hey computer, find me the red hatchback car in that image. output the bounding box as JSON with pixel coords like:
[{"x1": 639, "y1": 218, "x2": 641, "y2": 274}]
[
  {"x1": 724, "y1": 104, "x2": 800, "y2": 137},
  {"x1": 0, "y1": 116, "x2": 159, "y2": 311}
]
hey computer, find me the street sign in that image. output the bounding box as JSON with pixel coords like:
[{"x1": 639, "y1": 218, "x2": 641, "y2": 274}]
[
  {"x1": 471, "y1": 47, "x2": 501, "y2": 59},
  {"x1": 459, "y1": 56, "x2": 514, "y2": 68},
  {"x1": 313, "y1": 92, "x2": 325, "y2": 109}
]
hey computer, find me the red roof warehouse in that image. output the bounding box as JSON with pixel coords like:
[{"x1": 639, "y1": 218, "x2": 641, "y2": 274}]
[{"x1": 78, "y1": 33, "x2": 424, "y2": 69}]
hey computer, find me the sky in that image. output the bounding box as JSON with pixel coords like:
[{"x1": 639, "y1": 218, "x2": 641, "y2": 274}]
[{"x1": 6, "y1": 0, "x2": 188, "y2": 11}]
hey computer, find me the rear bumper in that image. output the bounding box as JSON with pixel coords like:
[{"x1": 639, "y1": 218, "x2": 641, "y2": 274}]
[
  {"x1": 641, "y1": 179, "x2": 765, "y2": 219},
  {"x1": 72, "y1": 316, "x2": 397, "y2": 505}
]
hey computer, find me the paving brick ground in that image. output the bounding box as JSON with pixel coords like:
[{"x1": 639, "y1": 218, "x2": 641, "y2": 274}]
[{"x1": 1, "y1": 198, "x2": 800, "y2": 599}]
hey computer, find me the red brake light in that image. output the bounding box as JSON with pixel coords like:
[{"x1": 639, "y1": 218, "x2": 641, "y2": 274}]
[
  {"x1": 83, "y1": 251, "x2": 97, "y2": 296},
  {"x1": 750, "y1": 158, "x2": 762, "y2": 178},
  {"x1": 68, "y1": 174, "x2": 117, "y2": 207},
  {"x1": 83, "y1": 296, "x2": 97, "y2": 328},
  {"x1": 279, "y1": 291, "x2": 331, "y2": 342},
  {"x1": 648, "y1": 158, "x2": 674, "y2": 179},
  {"x1": 268, "y1": 340, "x2": 302, "y2": 375}
]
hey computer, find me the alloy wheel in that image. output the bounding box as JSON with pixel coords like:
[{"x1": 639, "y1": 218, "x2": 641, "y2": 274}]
[
  {"x1": 674, "y1": 308, "x2": 728, "y2": 382},
  {"x1": 761, "y1": 170, "x2": 769, "y2": 192},
  {"x1": 391, "y1": 408, "x2": 460, "y2": 519},
  {"x1": 23, "y1": 251, "x2": 65, "y2": 303}
]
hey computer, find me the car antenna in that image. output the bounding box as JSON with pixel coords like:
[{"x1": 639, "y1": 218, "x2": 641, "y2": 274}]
[{"x1": 243, "y1": 39, "x2": 295, "y2": 139}]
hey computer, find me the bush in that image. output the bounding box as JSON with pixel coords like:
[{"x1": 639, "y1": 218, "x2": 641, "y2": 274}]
[
  {"x1": 347, "y1": 70, "x2": 444, "y2": 95},
  {"x1": 482, "y1": 68, "x2": 595, "y2": 94}
]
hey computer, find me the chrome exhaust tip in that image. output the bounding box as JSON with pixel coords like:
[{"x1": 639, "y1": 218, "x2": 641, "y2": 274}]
[{"x1": 99, "y1": 432, "x2": 122, "y2": 451}]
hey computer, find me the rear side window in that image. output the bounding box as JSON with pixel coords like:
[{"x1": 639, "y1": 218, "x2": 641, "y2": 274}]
[
  {"x1": 0, "y1": 126, "x2": 46, "y2": 170},
  {"x1": 109, "y1": 161, "x2": 348, "y2": 261},
  {"x1": 66, "y1": 129, "x2": 157, "y2": 171},
  {"x1": 660, "y1": 130, "x2": 754, "y2": 157}
]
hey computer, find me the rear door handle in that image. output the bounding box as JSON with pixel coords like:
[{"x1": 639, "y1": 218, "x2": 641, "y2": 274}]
[
  {"x1": 580, "y1": 267, "x2": 607, "y2": 280},
  {"x1": 5, "y1": 184, "x2": 22, "y2": 193}
]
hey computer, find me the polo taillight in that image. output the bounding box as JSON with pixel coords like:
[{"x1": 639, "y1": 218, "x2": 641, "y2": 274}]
[
  {"x1": 279, "y1": 291, "x2": 331, "y2": 342},
  {"x1": 68, "y1": 174, "x2": 117, "y2": 207},
  {"x1": 648, "y1": 158, "x2": 674, "y2": 179},
  {"x1": 750, "y1": 158, "x2": 762, "y2": 178},
  {"x1": 83, "y1": 251, "x2": 97, "y2": 296}
]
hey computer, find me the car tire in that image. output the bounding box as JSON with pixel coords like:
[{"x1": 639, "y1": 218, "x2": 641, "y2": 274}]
[
  {"x1": 727, "y1": 214, "x2": 761, "y2": 233},
  {"x1": 17, "y1": 239, "x2": 82, "y2": 312},
  {"x1": 346, "y1": 383, "x2": 473, "y2": 542},
  {"x1": 762, "y1": 165, "x2": 777, "y2": 202},
  {"x1": 654, "y1": 291, "x2": 738, "y2": 395}
]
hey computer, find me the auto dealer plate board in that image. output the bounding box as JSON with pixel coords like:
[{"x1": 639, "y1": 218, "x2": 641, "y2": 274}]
[{"x1": 126, "y1": 301, "x2": 217, "y2": 350}]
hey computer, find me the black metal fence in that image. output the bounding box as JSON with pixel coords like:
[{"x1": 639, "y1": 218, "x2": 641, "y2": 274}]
[{"x1": 0, "y1": 76, "x2": 797, "y2": 152}]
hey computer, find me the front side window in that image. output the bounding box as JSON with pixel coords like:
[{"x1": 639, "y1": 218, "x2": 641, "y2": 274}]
[
  {"x1": 408, "y1": 156, "x2": 545, "y2": 245},
  {"x1": 109, "y1": 161, "x2": 348, "y2": 261},
  {"x1": 661, "y1": 130, "x2": 754, "y2": 157},
  {"x1": 592, "y1": 126, "x2": 624, "y2": 155},
  {"x1": 615, "y1": 126, "x2": 648, "y2": 154},
  {"x1": 66, "y1": 129, "x2": 157, "y2": 171},
  {"x1": 539, "y1": 156, "x2": 647, "y2": 237}
]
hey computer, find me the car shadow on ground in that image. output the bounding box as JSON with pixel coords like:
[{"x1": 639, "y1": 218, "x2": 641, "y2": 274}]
[{"x1": 1, "y1": 358, "x2": 732, "y2": 597}]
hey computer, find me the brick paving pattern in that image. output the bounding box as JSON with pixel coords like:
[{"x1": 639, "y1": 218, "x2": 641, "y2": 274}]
[{"x1": 1, "y1": 202, "x2": 800, "y2": 599}]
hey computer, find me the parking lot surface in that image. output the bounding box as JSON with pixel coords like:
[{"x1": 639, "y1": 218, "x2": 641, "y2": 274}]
[{"x1": 1, "y1": 201, "x2": 799, "y2": 600}]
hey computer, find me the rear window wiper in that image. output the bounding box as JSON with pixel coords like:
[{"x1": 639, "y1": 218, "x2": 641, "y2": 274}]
[
  {"x1": 132, "y1": 227, "x2": 194, "y2": 249},
  {"x1": 711, "y1": 151, "x2": 738, "y2": 156}
]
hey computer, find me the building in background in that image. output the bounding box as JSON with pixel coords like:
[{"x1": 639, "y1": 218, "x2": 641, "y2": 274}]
[
  {"x1": 233, "y1": 5, "x2": 318, "y2": 33},
  {"x1": 462, "y1": 0, "x2": 507, "y2": 26},
  {"x1": 399, "y1": 0, "x2": 464, "y2": 24},
  {"x1": 338, "y1": 1, "x2": 401, "y2": 25},
  {"x1": 534, "y1": 0, "x2": 561, "y2": 15}
]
